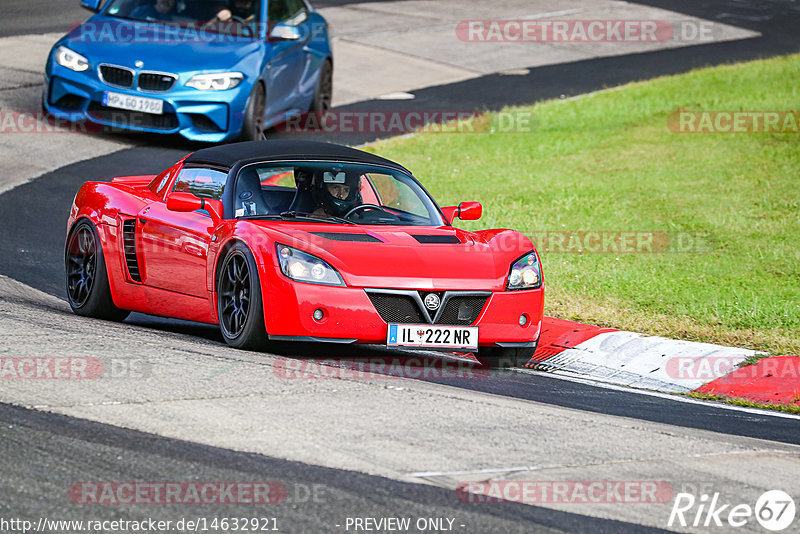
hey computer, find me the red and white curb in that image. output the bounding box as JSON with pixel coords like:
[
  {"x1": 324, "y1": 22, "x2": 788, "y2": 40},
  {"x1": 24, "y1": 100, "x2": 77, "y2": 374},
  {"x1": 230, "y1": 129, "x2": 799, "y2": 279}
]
[{"x1": 524, "y1": 317, "x2": 798, "y2": 405}]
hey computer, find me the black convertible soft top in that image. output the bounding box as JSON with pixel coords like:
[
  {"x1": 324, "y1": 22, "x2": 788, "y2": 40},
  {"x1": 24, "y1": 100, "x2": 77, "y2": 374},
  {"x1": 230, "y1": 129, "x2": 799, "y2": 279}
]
[{"x1": 185, "y1": 140, "x2": 411, "y2": 174}]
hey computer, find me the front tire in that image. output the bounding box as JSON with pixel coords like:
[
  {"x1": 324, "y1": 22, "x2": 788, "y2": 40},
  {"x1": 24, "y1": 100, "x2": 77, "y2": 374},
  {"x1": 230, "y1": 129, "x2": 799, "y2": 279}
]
[
  {"x1": 240, "y1": 83, "x2": 266, "y2": 141},
  {"x1": 65, "y1": 220, "x2": 129, "y2": 321},
  {"x1": 217, "y1": 244, "x2": 269, "y2": 350},
  {"x1": 309, "y1": 60, "x2": 332, "y2": 113},
  {"x1": 478, "y1": 339, "x2": 539, "y2": 369}
]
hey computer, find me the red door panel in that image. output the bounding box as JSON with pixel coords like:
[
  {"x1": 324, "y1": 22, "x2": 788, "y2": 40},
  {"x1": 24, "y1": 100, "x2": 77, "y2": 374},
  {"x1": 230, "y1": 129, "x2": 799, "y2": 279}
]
[{"x1": 138, "y1": 202, "x2": 214, "y2": 298}]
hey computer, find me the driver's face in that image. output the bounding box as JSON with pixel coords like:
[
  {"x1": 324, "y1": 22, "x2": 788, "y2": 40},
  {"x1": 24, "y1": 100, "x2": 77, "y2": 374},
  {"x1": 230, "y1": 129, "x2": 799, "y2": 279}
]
[
  {"x1": 155, "y1": 0, "x2": 176, "y2": 13},
  {"x1": 327, "y1": 183, "x2": 350, "y2": 200}
]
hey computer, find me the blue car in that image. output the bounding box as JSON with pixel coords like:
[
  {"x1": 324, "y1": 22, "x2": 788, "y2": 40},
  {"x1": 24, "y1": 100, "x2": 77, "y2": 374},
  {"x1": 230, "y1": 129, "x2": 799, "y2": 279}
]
[{"x1": 44, "y1": 0, "x2": 332, "y2": 142}]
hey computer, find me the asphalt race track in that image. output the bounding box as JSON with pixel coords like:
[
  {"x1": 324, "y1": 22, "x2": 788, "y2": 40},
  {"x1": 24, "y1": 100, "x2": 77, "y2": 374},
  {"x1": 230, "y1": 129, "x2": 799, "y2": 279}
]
[
  {"x1": 1, "y1": 1, "x2": 799, "y2": 532},
  {"x1": 3, "y1": 404, "x2": 667, "y2": 534}
]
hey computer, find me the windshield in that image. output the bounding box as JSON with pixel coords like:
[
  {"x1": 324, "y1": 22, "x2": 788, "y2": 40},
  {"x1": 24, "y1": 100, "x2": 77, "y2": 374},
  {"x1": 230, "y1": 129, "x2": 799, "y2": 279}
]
[
  {"x1": 103, "y1": 0, "x2": 261, "y2": 36},
  {"x1": 233, "y1": 161, "x2": 446, "y2": 226}
]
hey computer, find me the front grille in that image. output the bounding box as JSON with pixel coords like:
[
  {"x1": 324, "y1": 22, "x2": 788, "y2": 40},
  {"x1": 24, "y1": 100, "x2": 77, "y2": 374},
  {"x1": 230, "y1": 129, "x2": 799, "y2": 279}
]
[
  {"x1": 367, "y1": 294, "x2": 424, "y2": 324},
  {"x1": 437, "y1": 296, "x2": 488, "y2": 325},
  {"x1": 87, "y1": 102, "x2": 179, "y2": 131},
  {"x1": 367, "y1": 291, "x2": 489, "y2": 325},
  {"x1": 99, "y1": 65, "x2": 134, "y2": 88},
  {"x1": 138, "y1": 72, "x2": 177, "y2": 92},
  {"x1": 122, "y1": 219, "x2": 141, "y2": 282}
]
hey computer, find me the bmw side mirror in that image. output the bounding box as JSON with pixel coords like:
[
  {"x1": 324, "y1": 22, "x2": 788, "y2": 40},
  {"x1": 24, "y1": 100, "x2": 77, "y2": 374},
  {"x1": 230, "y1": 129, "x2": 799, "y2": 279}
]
[
  {"x1": 269, "y1": 23, "x2": 302, "y2": 41},
  {"x1": 80, "y1": 0, "x2": 102, "y2": 12}
]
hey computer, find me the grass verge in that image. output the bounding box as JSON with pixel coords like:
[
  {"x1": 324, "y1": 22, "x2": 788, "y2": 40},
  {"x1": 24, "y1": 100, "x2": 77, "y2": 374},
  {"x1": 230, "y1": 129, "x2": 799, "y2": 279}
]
[
  {"x1": 367, "y1": 53, "x2": 800, "y2": 355},
  {"x1": 684, "y1": 392, "x2": 800, "y2": 415}
]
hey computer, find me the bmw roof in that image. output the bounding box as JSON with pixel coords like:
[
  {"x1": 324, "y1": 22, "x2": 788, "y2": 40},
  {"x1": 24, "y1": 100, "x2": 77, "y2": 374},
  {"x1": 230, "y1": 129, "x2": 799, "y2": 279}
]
[{"x1": 185, "y1": 140, "x2": 411, "y2": 173}]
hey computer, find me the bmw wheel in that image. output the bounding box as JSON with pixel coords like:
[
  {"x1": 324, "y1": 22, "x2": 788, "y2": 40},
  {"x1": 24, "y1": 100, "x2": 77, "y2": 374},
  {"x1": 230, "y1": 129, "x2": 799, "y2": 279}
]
[
  {"x1": 240, "y1": 83, "x2": 266, "y2": 141},
  {"x1": 310, "y1": 60, "x2": 332, "y2": 113}
]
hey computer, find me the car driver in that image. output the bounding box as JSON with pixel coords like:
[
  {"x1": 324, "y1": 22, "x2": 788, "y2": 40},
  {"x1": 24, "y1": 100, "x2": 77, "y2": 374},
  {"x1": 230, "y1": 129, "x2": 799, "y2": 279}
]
[{"x1": 311, "y1": 171, "x2": 362, "y2": 217}]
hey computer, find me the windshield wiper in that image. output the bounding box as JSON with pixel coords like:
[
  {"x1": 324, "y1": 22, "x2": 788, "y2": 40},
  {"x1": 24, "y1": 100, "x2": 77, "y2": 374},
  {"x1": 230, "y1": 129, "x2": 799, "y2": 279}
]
[{"x1": 279, "y1": 211, "x2": 356, "y2": 225}]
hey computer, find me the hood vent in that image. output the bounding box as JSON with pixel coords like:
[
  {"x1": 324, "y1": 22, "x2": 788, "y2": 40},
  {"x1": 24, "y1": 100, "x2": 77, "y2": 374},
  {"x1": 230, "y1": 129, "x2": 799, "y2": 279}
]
[
  {"x1": 310, "y1": 232, "x2": 381, "y2": 243},
  {"x1": 412, "y1": 235, "x2": 461, "y2": 244}
]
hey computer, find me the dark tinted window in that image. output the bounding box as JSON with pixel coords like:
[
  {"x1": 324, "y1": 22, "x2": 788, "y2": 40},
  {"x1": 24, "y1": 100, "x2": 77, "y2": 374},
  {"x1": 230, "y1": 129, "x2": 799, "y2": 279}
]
[{"x1": 269, "y1": 0, "x2": 306, "y2": 23}]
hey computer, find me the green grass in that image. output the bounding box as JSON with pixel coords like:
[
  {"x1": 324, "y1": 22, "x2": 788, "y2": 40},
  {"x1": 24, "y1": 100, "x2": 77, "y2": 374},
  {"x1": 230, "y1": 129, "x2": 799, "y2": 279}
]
[
  {"x1": 365, "y1": 54, "x2": 800, "y2": 355},
  {"x1": 684, "y1": 392, "x2": 800, "y2": 415}
]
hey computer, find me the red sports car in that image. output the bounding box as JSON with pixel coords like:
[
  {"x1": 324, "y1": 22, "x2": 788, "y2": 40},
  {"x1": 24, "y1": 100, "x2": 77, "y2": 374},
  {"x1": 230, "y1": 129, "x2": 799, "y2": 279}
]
[{"x1": 65, "y1": 141, "x2": 544, "y2": 367}]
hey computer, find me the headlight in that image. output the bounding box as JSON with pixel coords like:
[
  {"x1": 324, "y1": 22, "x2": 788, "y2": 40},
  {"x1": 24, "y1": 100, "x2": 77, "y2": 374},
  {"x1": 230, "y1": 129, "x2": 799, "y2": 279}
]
[
  {"x1": 276, "y1": 244, "x2": 344, "y2": 286},
  {"x1": 185, "y1": 72, "x2": 244, "y2": 91},
  {"x1": 55, "y1": 46, "x2": 89, "y2": 72},
  {"x1": 506, "y1": 252, "x2": 542, "y2": 290}
]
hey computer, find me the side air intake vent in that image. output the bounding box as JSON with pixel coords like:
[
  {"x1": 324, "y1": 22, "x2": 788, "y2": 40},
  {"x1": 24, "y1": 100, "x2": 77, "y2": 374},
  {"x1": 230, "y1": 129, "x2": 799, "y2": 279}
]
[
  {"x1": 310, "y1": 232, "x2": 382, "y2": 243},
  {"x1": 122, "y1": 219, "x2": 141, "y2": 282},
  {"x1": 412, "y1": 235, "x2": 461, "y2": 244}
]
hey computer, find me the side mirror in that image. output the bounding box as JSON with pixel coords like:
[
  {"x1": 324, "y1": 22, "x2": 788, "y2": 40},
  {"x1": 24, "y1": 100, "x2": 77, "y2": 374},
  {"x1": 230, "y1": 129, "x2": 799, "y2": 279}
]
[
  {"x1": 457, "y1": 201, "x2": 482, "y2": 221},
  {"x1": 167, "y1": 192, "x2": 204, "y2": 212},
  {"x1": 269, "y1": 23, "x2": 302, "y2": 41},
  {"x1": 442, "y1": 202, "x2": 482, "y2": 224},
  {"x1": 80, "y1": 0, "x2": 102, "y2": 12},
  {"x1": 167, "y1": 193, "x2": 223, "y2": 224}
]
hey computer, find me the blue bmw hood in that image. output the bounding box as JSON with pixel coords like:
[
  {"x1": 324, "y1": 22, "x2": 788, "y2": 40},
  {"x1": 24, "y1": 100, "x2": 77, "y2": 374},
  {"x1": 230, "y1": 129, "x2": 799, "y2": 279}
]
[{"x1": 61, "y1": 14, "x2": 264, "y2": 74}]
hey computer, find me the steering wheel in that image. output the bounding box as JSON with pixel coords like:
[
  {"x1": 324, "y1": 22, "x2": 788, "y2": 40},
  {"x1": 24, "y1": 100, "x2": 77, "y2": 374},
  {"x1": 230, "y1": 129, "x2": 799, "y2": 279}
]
[{"x1": 343, "y1": 204, "x2": 387, "y2": 219}]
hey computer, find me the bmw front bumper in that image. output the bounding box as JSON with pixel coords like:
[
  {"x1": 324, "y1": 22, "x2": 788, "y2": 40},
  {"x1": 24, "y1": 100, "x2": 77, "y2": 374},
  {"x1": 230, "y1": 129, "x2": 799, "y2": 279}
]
[{"x1": 44, "y1": 63, "x2": 251, "y2": 143}]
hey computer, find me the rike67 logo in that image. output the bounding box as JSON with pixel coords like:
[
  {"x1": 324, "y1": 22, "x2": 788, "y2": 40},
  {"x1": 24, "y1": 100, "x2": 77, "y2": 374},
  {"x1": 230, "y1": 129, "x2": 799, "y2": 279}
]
[{"x1": 669, "y1": 490, "x2": 796, "y2": 531}]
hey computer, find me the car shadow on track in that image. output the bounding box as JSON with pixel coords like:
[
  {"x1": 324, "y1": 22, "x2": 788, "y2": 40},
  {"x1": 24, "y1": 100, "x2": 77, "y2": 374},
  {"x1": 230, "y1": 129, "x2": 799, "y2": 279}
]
[{"x1": 127, "y1": 311, "x2": 489, "y2": 371}]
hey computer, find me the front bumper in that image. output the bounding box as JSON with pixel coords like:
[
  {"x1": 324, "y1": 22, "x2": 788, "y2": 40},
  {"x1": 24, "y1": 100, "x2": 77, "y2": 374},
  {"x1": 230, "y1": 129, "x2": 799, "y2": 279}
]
[
  {"x1": 44, "y1": 65, "x2": 250, "y2": 142},
  {"x1": 260, "y1": 266, "x2": 544, "y2": 347}
]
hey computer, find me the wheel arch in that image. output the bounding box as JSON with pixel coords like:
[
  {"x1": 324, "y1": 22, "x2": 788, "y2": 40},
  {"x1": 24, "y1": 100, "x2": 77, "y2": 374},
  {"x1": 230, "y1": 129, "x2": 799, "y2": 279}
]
[
  {"x1": 213, "y1": 237, "x2": 268, "y2": 292},
  {"x1": 213, "y1": 237, "x2": 271, "y2": 345}
]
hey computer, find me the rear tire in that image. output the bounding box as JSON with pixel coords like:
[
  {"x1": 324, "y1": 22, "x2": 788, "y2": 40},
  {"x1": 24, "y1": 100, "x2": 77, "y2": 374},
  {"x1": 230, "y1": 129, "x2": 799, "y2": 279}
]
[
  {"x1": 65, "y1": 220, "x2": 129, "y2": 321},
  {"x1": 478, "y1": 339, "x2": 539, "y2": 369},
  {"x1": 217, "y1": 243, "x2": 269, "y2": 350}
]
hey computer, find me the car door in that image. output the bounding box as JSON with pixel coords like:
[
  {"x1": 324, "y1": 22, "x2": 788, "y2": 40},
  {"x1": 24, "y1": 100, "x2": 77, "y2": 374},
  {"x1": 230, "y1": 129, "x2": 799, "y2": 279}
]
[
  {"x1": 265, "y1": 0, "x2": 312, "y2": 116},
  {"x1": 137, "y1": 167, "x2": 227, "y2": 298}
]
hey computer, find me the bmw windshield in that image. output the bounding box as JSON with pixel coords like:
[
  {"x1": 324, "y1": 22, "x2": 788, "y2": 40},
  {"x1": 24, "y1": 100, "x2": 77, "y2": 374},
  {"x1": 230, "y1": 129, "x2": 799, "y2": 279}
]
[
  {"x1": 102, "y1": 0, "x2": 262, "y2": 36},
  {"x1": 233, "y1": 161, "x2": 446, "y2": 226}
]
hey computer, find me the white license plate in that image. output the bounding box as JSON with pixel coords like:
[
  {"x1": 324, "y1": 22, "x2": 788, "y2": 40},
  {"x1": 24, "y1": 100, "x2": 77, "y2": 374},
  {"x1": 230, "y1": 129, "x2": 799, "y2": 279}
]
[
  {"x1": 387, "y1": 324, "x2": 478, "y2": 351},
  {"x1": 102, "y1": 91, "x2": 163, "y2": 115}
]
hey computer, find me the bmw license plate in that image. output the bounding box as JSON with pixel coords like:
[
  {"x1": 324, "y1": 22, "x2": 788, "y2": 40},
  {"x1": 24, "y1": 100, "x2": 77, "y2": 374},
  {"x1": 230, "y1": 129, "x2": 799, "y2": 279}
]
[
  {"x1": 387, "y1": 324, "x2": 479, "y2": 351},
  {"x1": 102, "y1": 91, "x2": 163, "y2": 115}
]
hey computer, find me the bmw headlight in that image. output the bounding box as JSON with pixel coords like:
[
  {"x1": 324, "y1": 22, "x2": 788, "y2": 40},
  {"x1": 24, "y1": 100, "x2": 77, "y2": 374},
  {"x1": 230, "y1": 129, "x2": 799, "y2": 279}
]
[
  {"x1": 276, "y1": 244, "x2": 344, "y2": 286},
  {"x1": 185, "y1": 72, "x2": 244, "y2": 91},
  {"x1": 55, "y1": 46, "x2": 89, "y2": 72},
  {"x1": 506, "y1": 252, "x2": 542, "y2": 290}
]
